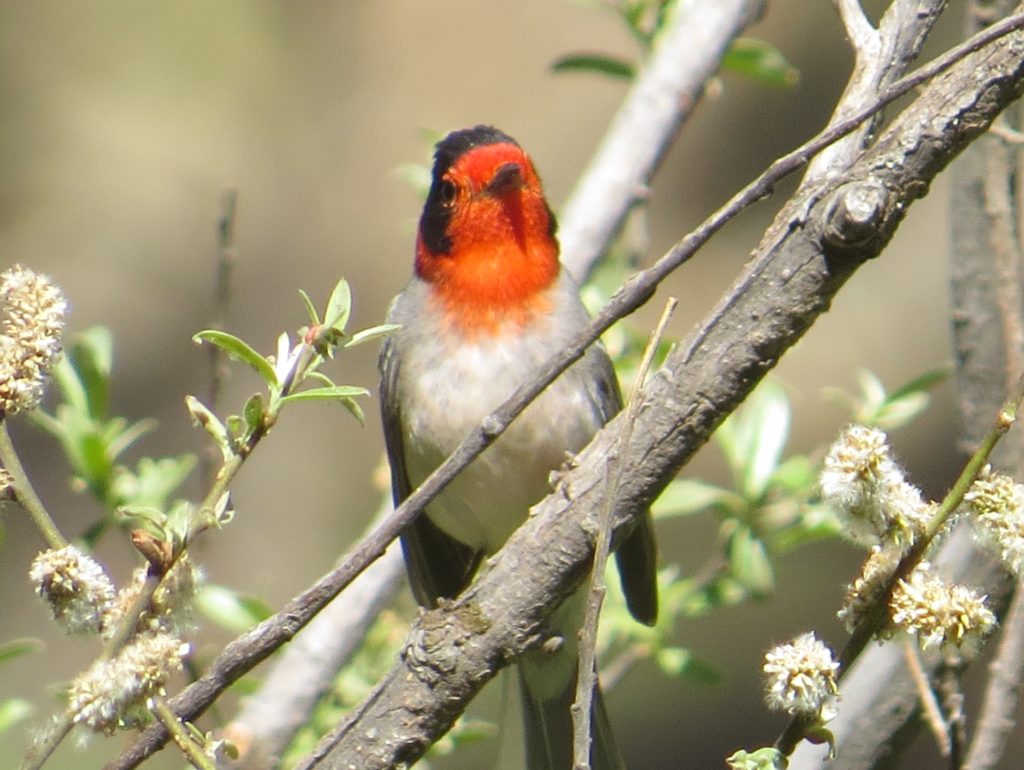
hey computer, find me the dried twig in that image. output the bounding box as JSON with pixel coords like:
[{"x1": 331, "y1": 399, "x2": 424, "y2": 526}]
[{"x1": 571, "y1": 296, "x2": 676, "y2": 769}]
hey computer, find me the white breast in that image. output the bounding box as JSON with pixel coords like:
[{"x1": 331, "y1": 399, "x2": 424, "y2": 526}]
[{"x1": 389, "y1": 275, "x2": 609, "y2": 553}]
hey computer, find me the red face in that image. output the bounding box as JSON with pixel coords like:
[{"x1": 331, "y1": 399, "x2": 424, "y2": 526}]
[{"x1": 415, "y1": 130, "x2": 560, "y2": 336}]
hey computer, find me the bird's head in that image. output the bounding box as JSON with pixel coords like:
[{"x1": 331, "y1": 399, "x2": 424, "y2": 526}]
[{"x1": 415, "y1": 126, "x2": 560, "y2": 334}]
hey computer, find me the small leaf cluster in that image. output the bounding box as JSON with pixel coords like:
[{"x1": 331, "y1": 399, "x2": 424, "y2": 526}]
[
  {"x1": 31, "y1": 328, "x2": 196, "y2": 548},
  {"x1": 190, "y1": 278, "x2": 396, "y2": 455},
  {"x1": 550, "y1": 0, "x2": 798, "y2": 87}
]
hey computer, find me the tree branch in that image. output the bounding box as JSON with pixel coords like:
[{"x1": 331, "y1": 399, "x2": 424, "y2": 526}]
[
  {"x1": 964, "y1": 579, "x2": 1024, "y2": 770},
  {"x1": 557, "y1": 0, "x2": 763, "y2": 281},
  {"x1": 293, "y1": 17, "x2": 1024, "y2": 770},
  {"x1": 804, "y1": 0, "x2": 948, "y2": 186}
]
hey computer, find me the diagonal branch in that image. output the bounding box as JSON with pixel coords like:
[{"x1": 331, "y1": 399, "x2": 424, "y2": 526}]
[
  {"x1": 804, "y1": 0, "x2": 948, "y2": 186},
  {"x1": 293, "y1": 17, "x2": 1024, "y2": 770}
]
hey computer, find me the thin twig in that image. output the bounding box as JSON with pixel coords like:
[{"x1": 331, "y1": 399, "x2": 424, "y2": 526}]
[
  {"x1": 963, "y1": 583, "x2": 1024, "y2": 770},
  {"x1": 203, "y1": 189, "x2": 238, "y2": 490},
  {"x1": 571, "y1": 296, "x2": 676, "y2": 769},
  {"x1": 0, "y1": 421, "x2": 65, "y2": 549},
  {"x1": 151, "y1": 693, "x2": 216, "y2": 770},
  {"x1": 804, "y1": 0, "x2": 948, "y2": 186},
  {"x1": 19, "y1": 717, "x2": 73, "y2": 770},
  {"x1": 903, "y1": 641, "x2": 950, "y2": 756},
  {"x1": 938, "y1": 655, "x2": 967, "y2": 769}
]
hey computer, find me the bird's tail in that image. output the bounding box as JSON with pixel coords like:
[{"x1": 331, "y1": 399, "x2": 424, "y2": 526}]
[
  {"x1": 515, "y1": 658, "x2": 625, "y2": 770},
  {"x1": 495, "y1": 589, "x2": 626, "y2": 770}
]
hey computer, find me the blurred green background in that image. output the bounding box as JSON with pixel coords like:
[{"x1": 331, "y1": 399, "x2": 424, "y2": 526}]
[{"x1": 0, "y1": 1, "x2": 1001, "y2": 768}]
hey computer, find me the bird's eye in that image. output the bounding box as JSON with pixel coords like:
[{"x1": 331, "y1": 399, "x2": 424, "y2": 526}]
[{"x1": 439, "y1": 179, "x2": 457, "y2": 206}]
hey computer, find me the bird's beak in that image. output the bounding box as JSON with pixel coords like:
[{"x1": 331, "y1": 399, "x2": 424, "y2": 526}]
[{"x1": 485, "y1": 162, "x2": 524, "y2": 196}]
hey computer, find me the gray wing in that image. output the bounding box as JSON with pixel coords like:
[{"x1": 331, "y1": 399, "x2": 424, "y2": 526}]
[
  {"x1": 379, "y1": 333, "x2": 482, "y2": 607},
  {"x1": 586, "y1": 344, "x2": 659, "y2": 626}
]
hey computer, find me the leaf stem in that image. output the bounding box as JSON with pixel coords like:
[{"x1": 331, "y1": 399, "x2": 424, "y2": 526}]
[
  {"x1": 151, "y1": 693, "x2": 217, "y2": 770},
  {"x1": 19, "y1": 716, "x2": 73, "y2": 770}
]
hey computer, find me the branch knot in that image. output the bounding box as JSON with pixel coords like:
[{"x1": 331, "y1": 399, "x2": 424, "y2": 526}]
[
  {"x1": 402, "y1": 604, "x2": 491, "y2": 686},
  {"x1": 821, "y1": 179, "x2": 891, "y2": 251}
]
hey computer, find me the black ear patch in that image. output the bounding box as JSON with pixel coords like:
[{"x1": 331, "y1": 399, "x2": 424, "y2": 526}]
[{"x1": 419, "y1": 126, "x2": 520, "y2": 256}]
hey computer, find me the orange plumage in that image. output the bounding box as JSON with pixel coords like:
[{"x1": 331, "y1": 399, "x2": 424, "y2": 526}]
[{"x1": 414, "y1": 140, "x2": 559, "y2": 335}]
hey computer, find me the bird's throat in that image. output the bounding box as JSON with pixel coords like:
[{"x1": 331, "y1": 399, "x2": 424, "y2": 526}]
[{"x1": 421, "y1": 238, "x2": 560, "y2": 336}]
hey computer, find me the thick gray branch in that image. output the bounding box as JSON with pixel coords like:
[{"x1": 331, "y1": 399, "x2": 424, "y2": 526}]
[
  {"x1": 296, "y1": 22, "x2": 1024, "y2": 770},
  {"x1": 804, "y1": 0, "x2": 948, "y2": 186}
]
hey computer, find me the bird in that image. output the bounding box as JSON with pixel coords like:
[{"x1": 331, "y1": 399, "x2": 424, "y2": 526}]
[{"x1": 379, "y1": 125, "x2": 657, "y2": 769}]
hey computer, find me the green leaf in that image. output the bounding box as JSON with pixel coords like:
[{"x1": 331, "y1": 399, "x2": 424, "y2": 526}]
[
  {"x1": 723, "y1": 38, "x2": 799, "y2": 88},
  {"x1": 344, "y1": 324, "x2": 401, "y2": 348},
  {"x1": 871, "y1": 366, "x2": 949, "y2": 430},
  {"x1": 196, "y1": 585, "x2": 272, "y2": 634},
  {"x1": 106, "y1": 417, "x2": 158, "y2": 461},
  {"x1": 550, "y1": 52, "x2": 635, "y2": 80},
  {"x1": 652, "y1": 478, "x2": 739, "y2": 518},
  {"x1": 278, "y1": 386, "x2": 370, "y2": 405},
  {"x1": 117, "y1": 505, "x2": 169, "y2": 539},
  {"x1": 243, "y1": 393, "x2": 265, "y2": 436},
  {"x1": 339, "y1": 396, "x2": 365, "y2": 426},
  {"x1": 769, "y1": 455, "x2": 816, "y2": 495},
  {"x1": 185, "y1": 396, "x2": 233, "y2": 458},
  {"x1": 111, "y1": 455, "x2": 197, "y2": 511},
  {"x1": 741, "y1": 382, "x2": 790, "y2": 500},
  {"x1": 279, "y1": 386, "x2": 369, "y2": 426},
  {"x1": 79, "y1": 432, "x2": 113, "y2": 497},
  {"x1": 0, "y1": 699, "x2": 33, "y2": 734},
  {"x1": 655, "y1": 646, "x2": 721, "y2": 684},
  {"x1": 729, "y1": 525, "x2": 774, "y2": 596},
  {"x1": 202, "y1": 491, "x2": 235, "y2": 528},
  {"x1": 165, "y1": 499, "x2": 194, "y2": 546},
  {"x1": 855, "y1": 369, "x2": 887, "y2": 417},
  {"x1": 324, "y1": 278, "x2": 352, "y2": 333},
  {"x1": 48, "y1": 327, "x2": 114, "y2": 419},
  {"x1": 716, "y1": 379, "x2": 790, "y2": 500},
  {"x1": 727, "y1": 747, "x2": 788, "y2": 770},
  {"x1": 823, "y1": 367, "x2": 947, "y2": 429},
  {"x1": 888, "y1": 365, "x2": 951, "y2": 403},
  {"x1": 298, "y1": 289, "x2": 321, "y2": 326},
  {"x1": 50, "y1": 356, "x2": 89, "y2": 420},
  {"x1": 874, "y1": 391, "x2": 930, "y2": 430},
  {"x1": 0, "y1": 638, "x2": 43, "y2": 665},
  {"x1": 193, "y1": 330, "x2": 277, "y2": 386}
]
